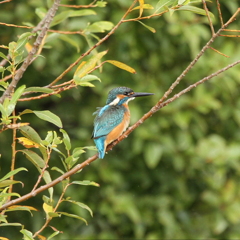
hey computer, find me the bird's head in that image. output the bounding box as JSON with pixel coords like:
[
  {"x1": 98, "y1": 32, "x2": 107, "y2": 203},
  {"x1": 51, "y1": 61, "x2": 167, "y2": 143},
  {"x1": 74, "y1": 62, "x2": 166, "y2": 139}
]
[{"x1": 106, "y1": 86, "x2": 153, "y2": 105}]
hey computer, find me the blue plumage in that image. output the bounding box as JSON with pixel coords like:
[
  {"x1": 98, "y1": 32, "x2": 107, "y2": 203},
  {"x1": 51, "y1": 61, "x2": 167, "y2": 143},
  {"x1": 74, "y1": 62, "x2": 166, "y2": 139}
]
[{"x1": 92, "y1": 87, "x2": 153, "y2": 158}]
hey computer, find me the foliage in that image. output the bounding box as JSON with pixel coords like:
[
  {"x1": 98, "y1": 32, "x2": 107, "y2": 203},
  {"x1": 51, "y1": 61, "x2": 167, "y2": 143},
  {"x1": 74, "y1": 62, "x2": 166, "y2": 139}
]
[{"x1": 0, "y1": 0, "x2": 240, "y2": 239}]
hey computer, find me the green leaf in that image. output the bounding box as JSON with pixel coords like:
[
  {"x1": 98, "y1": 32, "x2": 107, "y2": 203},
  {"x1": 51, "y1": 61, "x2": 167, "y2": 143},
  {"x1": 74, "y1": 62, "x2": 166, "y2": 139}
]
[
  {"x1": 137, "y1": 21, "x2": 156, "y2": 33},
  {"x1": 79, "y1": 74, "x2": 101, "y2": 82},
  {"x1": 0, "y1": 52, "x2": 9, "y2": 61},
  {"x1": 18, "y1": 149, "x2": 45, "y2": 169},
  {"x1": 72, "y1": 180, "x2": 100, "y2": 187},
  {"x1": 65, "y1": 156, "x2": 79, "y2": 169},
  {"x1": 47, "y1": 231, "x2": 60, "y2": 240},
  {"x1": 51, "y1": 10, "x2": 96, "y2": 27},
  {"x1": 33, "y1": 110, "x2": 63, "y2": 128},
  {"x1": 7, "y1": 85, "x2": 26, "y2": 116},
  {"x1": 5, "y1": 205, "x2": 38, "y2": 216},
  {"x1": 19, "y1": 125, "x2": 42, "y2": 144},
  {"x1": 51, "y1": 166, "x2": 65, "y2": 175},
  {"x1": 96, "y1": 1, "x2": 107, "y2": 7},
  {"x1": 35, "y1": 7, "x2": 47, "y2": 19},
  {"x1": 0, "y1": 180, "x2": 22, "y2": 188},
  {"x1": 144, "y1": 143, "x2": 163, "y2": 169},
  {"x1": 74, "y1": 51, "x2": 107, "y2": 79},
  {"x1": 177, "y1": 5, "x2": 214, "y2": 18},
  {"x1": 20, "y1": 229, "x2": 34, "y2": 240},
  {"x1": 0, "y1": 103, "x2": 7, "y2": 119},
  {"x1": 0, "y1": 167, "x2": 27, "y2": 182},
  {"x1": 155, "y1": 0, "x2": 176, "y2": 12},
  {"x1": 16, "y1": 32, "x2": 33, "y2": 52},
  {"x1": 57, "y1": 212, "x2": 88, "y2": 225},
  {"x1": 72, "y1": 147, "x2": 85, "y2": 158},
  {"x1": 63, "y1": 199, "x2": 93, "y2": 217},
  {"x1": 42, "y1": 171, "x2": 53, "y2": 199},
  {"x1": 0, "y1": 223, "x2": 22, "y2": 227},
  {"x1": 24, "y1": 87, "x2": 54, "y2": 94},
  {"x1": 19, "y1": 125, "x2": 48, "y2": 160},
  {"x1": 59, "y1": 35, "x2": 80, "y2": 52},
  {"x1": 85, "y1": 21, "x2": 114, "y2": 33},
  {"x1": 60, "y1": 129, "x2": 71, "y2": 151}
]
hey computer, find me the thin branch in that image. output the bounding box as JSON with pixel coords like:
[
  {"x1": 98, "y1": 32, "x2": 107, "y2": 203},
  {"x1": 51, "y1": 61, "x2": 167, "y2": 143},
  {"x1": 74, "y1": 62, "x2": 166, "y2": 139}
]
[
  {"x1": 0, "y1": 0, "x2": 12, "y2": 4},
  {"x1": 1, "y1": 59, "x2": 240, "y2": 211},
  {"x1": 202, "y1": 0, "x2": 215, "y2": 35},
  {"x1": 0, "y1": 0, "x2": 61, "y2": 104},
  {"x1": 155, "y1": 8, "x2": 240, "y2": 108},
  {"x1": 47, "y1": 0, "x2": 138, "y2": 87},
  {"x1": 216, "y1": 0, "x2": 224, "y2": 27}
]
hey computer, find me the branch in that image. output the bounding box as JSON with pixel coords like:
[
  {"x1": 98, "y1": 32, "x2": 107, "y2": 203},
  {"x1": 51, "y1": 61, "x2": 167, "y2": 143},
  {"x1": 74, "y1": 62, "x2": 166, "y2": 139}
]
[
  {"x1": 47, "y1": 0, "x2": 139, "y2": 87},
  {"x1": 1, "y1": 59, "x2": 240, "y2": 211},
  {"x1": 0, "y1": 0, "x2": 61, "y2": 104}
]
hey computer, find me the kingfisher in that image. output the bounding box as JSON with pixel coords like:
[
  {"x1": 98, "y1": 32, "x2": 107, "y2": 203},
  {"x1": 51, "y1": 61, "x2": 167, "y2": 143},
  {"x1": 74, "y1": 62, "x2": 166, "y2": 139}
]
[{"x1": 92, "y1": 86, "x2": 153, "y2": 158}]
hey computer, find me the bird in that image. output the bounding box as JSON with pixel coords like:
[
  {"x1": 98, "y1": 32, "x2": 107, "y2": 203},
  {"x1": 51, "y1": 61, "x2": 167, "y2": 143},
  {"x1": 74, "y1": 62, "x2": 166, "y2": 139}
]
[{"x1": 92, "y1": 86, "x2": 154, "y2": 158}]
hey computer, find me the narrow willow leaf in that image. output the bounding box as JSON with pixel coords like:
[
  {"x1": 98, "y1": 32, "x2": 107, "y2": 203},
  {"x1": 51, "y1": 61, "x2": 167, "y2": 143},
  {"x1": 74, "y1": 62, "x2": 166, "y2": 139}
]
[
  {"x1": 74, "y1": 51, "x2": 107, "y2": 79},
  {"x1": 42, "y1": 171, "x2": 53, "y2": 199},
  {"x1": 106, "y1": 60, "x2": 136, "y2": 73},
  {"x1": 72, "y1": 147, "x2": 85, "y2": 158},
  {"x1": 0, "y1": 223, "x2": 22, "y2": 227},
  {"x1": 57, "y1": 212, "x2": 88, "y2": 225},
  {"x1": 0, "y1": 167, "x2": 27, "y2": 182},
  {"x1": 33, "y1": 110, "x2": 63, "y2": 128},
  {"x1": 155, "y1": 0, "x2": 175, "y2": 12},
  {"x1": 72, "y1": 180, "x2": 100, "y2": 187},
  {"x1": 43, "y1": 202, "x2": 54, "y2": 219},
  {"x1": 0, "y1": 103, "x2": 7, "y2": 118},
  {"x1": 7, "y1": 85, "x2": 26, "y2": 116},
  {"x1": 16, "y1": 32, "x2": 33, "y2": 52},
  {"x1": 0, "y1": 180, "x2": 22, "y2": 188},
  {"x1": 47, "y1": 231, "x2": 60, "y2": 240},
  {"x1": 20, "y1": 229, "x2": 34, "y2": 240},
  {"x1": 60, "y1": 129, "x2": 71, "y2": 151},
  {"x1": 51, "y1": 166, "x2": 65, "y2": 175},
  {"x1": 18, "y1": 126, "x2": 48, "y2": 161},
  {"x1": 24, "y1": 87, "x2": 54, "y2": 94},
  {"x1": 132, "y1": 4, "x2": 154, "y2": 11},
  {"x1": 85, "y1": 21, "x2": 114, "y2": 33},
  {"x1": 137, "y1": 21, "x2": 156, "y2": 33},
  {"x1": 59, "y1": 35, "x2": 80, "y2": 52},
  {"x1": 6, "y1": 205, "x2": 38, "y2": 216},
  {"x1": 63, "y1": 199, "x2": 93, "y2": 217},
  {"x1": 79, "y1": 74, "x2": 101, "y2": 82},
  {"x1": 138, "y1": 0, "x2": 144, "y2": 17},
  {"x1": 17, "y1": 137, "x2": 40, "y2": 148},
  {"x1": 178, "y1": 5, "x2": 214, "y2": 18},
  {"x1": 51, "y1": 10, "x2": 96, "y2": 27},
  {"x1": 0, "y1": 52, "x2": 8, "y2": 60},
  {"x1": 19, "y1": 149, "x2": 45, "y2": 169}
]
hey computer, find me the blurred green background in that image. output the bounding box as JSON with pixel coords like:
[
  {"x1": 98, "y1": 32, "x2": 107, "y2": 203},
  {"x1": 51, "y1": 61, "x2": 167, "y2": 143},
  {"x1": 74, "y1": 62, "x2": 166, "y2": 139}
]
[{"x1": 1, "y1": 0, "x2": 240, "y2": 239}]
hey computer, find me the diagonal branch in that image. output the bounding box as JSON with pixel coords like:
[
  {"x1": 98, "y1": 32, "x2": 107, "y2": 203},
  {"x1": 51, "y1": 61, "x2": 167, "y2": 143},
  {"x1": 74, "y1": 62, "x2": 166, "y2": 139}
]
[
  {"x1": 1, "y1": 59, "x2": 240, "y2": 211},
  {"x1": 0, "y1": 0, "x2": 61, "y2": 104}
]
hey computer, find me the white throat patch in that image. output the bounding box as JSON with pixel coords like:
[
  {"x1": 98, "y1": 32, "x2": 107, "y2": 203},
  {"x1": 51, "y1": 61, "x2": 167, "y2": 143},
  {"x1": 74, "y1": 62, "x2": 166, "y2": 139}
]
[{"x1": 109, "y1": 97, "x2": 120, "y2": 106}]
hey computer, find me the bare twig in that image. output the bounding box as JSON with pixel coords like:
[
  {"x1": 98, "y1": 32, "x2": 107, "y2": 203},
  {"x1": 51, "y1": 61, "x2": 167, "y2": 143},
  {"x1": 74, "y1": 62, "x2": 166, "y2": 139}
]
[
  {"x1": 0, "y1": 0, "x2": 61, "y2": 104},
  {"x1": 216, "y1": 0, "x2": 224, "y2": 26},
  {"x1": 202, "y1": 0, "x2": 215, "y2": 35}
]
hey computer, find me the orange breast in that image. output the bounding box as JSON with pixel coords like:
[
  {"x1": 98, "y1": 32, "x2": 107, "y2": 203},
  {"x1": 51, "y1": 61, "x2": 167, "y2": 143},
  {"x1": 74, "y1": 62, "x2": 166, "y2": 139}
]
[{"x1": 105, "y1": 104, "x2": 130, "y2": 147}]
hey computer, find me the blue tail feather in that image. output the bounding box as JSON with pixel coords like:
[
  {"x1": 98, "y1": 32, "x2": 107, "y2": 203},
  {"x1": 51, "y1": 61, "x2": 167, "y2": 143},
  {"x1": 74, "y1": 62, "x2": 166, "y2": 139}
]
[{"x1": 94, "y1": 136, "x2": 106, "y2": 159}]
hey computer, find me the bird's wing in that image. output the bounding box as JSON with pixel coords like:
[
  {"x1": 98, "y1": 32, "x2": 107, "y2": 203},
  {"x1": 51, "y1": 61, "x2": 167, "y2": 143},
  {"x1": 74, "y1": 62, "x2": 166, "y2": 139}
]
[{"x1": 93, "y1": 106, "x2": 124, "y2": 139}]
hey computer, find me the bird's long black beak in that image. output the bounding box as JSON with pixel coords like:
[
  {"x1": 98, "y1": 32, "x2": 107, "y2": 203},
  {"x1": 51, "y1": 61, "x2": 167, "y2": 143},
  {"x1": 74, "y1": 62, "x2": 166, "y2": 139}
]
[{"x1": 131, "y1": 92, "x2": 154, "y2": 97}]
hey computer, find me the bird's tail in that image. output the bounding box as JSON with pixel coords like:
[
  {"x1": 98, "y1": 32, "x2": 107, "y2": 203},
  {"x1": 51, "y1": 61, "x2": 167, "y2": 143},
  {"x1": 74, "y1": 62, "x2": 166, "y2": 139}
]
[{"x1": 94, "y1": 137, "x2": 106, "y2": 159}]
